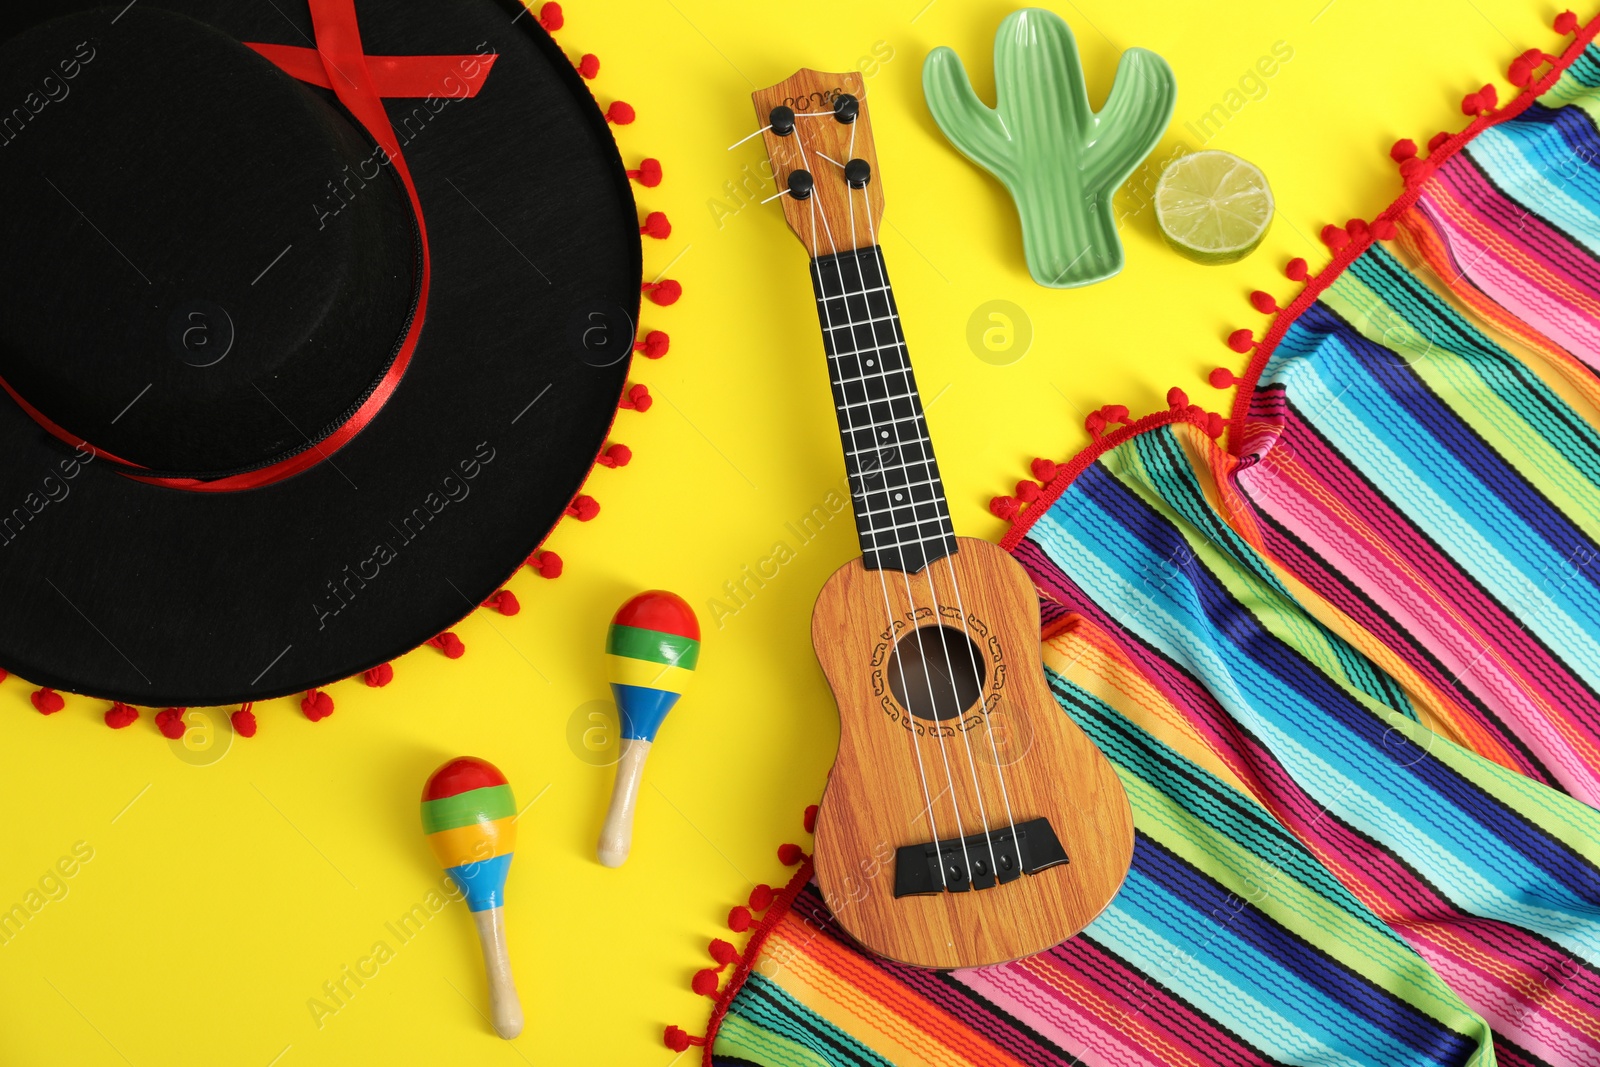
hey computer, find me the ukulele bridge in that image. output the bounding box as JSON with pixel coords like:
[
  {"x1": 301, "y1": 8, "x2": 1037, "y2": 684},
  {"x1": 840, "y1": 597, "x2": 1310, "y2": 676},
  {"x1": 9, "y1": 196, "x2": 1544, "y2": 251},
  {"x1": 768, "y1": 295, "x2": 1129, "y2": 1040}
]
[{"x1": 892, "y1": 817, "x2": 1068, "y2": 897}]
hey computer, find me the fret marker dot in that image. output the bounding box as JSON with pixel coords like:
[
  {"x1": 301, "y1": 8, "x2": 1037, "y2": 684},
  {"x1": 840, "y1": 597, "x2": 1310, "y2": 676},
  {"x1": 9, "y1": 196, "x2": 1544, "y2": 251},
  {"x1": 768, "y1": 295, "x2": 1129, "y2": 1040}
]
[
  {"x1": 894, "y1": 493, "x2": 903, "y2": 502},
  {"x1": 880, "y1": 431, "x2": 889, "y2": 439},
  {"x1": 866, "y1": 359, "x2": 874, "y2": 366}
]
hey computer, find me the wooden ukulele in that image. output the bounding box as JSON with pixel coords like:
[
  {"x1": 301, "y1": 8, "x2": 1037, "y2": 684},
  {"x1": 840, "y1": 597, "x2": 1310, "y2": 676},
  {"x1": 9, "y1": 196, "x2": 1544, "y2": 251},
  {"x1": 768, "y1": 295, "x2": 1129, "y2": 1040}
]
[{"x1": 751, "y1": 69, "x2": 1134, "y2": 969}]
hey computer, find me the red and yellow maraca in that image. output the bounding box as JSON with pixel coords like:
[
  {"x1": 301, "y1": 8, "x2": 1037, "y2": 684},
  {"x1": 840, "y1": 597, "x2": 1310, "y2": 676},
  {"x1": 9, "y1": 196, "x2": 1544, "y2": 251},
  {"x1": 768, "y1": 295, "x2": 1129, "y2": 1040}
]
[
  {"x1": 598, "y1": 591, "x2": 700, "y2": 867},
  {"x1": 421, "y1": 757, "x2": 523, "y2": 1038}
]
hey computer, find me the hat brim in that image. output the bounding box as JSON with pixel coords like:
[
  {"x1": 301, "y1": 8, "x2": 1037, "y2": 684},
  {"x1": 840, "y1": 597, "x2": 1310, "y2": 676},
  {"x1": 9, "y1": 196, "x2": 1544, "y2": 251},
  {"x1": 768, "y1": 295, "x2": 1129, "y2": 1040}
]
[{"x1": 0, "y1": 0, "x2": 641, "y2": 706}]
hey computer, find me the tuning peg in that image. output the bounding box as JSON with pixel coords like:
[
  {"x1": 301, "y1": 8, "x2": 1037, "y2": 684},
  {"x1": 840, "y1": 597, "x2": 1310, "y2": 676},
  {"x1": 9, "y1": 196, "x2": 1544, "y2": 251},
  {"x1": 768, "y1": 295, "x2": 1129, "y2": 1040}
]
[
  {"x1": 769, "y1": 105, "x2": 795, "y2": 137},
  {"x1": 833, "y1": 93, "x2": 859, "y2": 123},
  {"x1": 845, "y1": 158, "x2": 871, "y2": 189},
  {"x1": 787, "y1": 169, "x2": 815, "y2": 201}
]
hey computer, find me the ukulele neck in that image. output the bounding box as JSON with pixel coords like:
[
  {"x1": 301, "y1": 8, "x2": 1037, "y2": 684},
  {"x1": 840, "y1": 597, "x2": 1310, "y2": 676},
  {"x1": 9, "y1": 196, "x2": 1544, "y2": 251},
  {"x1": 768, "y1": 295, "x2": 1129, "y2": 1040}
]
[{"x1": 810, "y1": 245, "x2": 955, "y2": 574}]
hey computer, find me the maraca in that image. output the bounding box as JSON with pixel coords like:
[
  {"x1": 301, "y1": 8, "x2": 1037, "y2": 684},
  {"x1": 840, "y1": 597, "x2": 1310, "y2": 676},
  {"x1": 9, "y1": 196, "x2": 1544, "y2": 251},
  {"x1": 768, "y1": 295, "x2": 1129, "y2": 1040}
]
[
  {"x1": 598, "y1": 590, "x2": 700, "y2": 867},
  {"x1": 421, "y1": 757, "x2": 523, "y2": 1039}
]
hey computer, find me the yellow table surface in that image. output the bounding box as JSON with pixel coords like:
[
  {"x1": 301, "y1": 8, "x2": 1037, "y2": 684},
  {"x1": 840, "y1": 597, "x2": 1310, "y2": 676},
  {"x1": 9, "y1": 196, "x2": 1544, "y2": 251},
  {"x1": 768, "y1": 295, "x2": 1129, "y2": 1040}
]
[{"x1": 0, "y1": 1, "x2": 1558, "y2": 1063}]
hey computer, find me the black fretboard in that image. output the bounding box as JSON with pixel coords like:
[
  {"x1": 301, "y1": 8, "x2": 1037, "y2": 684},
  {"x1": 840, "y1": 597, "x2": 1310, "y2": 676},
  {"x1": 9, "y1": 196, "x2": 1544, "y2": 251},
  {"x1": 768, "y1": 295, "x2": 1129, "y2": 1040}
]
[{"x1": 809, "y1": 246, "x2": 955, "y2": 574}]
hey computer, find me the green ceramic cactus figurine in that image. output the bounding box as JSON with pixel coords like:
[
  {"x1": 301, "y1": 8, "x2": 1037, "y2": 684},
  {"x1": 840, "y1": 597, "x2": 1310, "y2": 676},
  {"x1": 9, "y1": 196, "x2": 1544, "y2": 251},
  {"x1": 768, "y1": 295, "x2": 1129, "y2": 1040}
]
[{"x1": 924, "y1": 9, "x2": 1177, "y2": 289}]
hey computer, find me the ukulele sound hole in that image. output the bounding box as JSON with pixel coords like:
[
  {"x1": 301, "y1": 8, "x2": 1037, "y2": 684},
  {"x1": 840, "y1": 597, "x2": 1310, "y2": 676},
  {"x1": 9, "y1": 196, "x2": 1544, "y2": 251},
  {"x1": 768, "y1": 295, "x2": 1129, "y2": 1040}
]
[{"x1": 886, "y1": 625, "x2": 986, "y2": 722}]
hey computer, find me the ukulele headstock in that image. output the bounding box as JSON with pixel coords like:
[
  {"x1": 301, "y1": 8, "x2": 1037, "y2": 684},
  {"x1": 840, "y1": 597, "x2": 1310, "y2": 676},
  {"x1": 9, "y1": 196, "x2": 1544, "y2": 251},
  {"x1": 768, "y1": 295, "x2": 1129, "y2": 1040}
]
[{"x1": 751, "y1": 69, "x2": 885, "y2": 259}]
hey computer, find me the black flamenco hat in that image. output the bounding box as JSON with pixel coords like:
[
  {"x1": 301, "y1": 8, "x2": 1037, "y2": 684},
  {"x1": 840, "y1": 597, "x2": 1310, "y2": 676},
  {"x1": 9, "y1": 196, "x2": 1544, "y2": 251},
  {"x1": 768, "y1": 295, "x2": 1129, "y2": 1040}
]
[{"x1": 0, "y1": 0, "x2": 648, "y2": 706}]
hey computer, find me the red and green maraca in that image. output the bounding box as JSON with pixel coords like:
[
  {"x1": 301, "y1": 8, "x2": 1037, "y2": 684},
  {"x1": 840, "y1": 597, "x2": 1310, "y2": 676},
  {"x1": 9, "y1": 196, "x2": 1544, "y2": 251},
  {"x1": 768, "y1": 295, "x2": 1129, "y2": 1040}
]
[
  {"x1": 421, "y1": 756, "x2": 522, "y2": 1038},
  {"x1": 598, "y1": 591, "x2": 700, "y2": 867}
]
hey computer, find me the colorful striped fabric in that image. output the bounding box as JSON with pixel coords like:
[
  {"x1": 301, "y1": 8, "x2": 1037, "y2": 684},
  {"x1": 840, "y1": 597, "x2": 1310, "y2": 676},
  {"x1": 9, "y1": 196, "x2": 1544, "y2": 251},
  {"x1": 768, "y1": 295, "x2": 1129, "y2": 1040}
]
[{"x1": 690, "y1": 14, "x2": 1600, "y2": 1067}]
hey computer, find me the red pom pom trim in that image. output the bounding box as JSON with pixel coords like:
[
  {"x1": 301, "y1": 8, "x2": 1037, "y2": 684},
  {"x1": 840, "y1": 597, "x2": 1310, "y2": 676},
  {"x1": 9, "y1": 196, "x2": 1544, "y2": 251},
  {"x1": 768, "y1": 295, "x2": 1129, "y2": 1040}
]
[
  {"x1": 156, "y1": 707, "x2": 186, "y2": 738},
  {"x1": 642, "y1": 279, "x2": 682, "y2": 306},
  {"x1": 301, "y1": 689, "x2": 334, "y2": 722},
  {"x1": 605, "y1": 100, "x2": 635, "y2": 125},
  {"x1": 105, "y1": 702, "x2": 138, "y2": 729},
  {"x1": 528, "y1": 550, "x2": 564, "y2": 579},
  {"x1": 31, "y1": 687, "x2": 64, "y2": 714},
  {"x1": 596, "y1": 443, "x2": 632, "y2": 468},
  {"x1": 232, "y1": 706, "x2": 258, "y2": 738},
  {"x1": 427, "y1": 632, "x2": 466, "y2": 659},
  {"x1": 620, "y1": 383, "x2": 653, "y2": 411},
  {"x1": 626, "y1": 158, "x2": 663, "y2": 187},
  {"x1": 691, "y1": 968, "x2": 720, "y2": 996},
  {"x1": 634, "y1": 330, "x2": 670, "y2": 358},
  {"x1": 640, "y1": 211, "x2": 671, "y2": 239},
  {"x1": 1461, "y1": 84, "x2": 1499, "y2": 116},
  {"x1": 1509, "y1": 49, "x2": 1547, "y2": 86},
  {"x1": 364, "y1": 663, "x2": 394, "y2": 687},
  {"x1": 663, "y1": 1025, "x2": 705, "y2": 1052},
  {"x1": 483, "y1": 590, "x2": 521, "y2": 616}
]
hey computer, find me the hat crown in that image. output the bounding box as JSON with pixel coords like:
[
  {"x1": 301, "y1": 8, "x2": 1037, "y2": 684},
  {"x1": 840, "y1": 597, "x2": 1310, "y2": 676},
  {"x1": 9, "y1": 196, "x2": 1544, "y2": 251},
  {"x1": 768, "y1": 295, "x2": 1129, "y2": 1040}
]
[{"x1": 0, "y1": 6, "x2": 416, "y2": 475}]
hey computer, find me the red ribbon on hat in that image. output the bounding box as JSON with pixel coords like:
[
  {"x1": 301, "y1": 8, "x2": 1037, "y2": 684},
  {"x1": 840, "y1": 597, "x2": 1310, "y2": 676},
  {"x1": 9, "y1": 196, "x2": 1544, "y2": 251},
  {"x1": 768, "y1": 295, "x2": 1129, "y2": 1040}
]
[{"x1": 0, "y1": 1, "x2": 497, "y2": 492}]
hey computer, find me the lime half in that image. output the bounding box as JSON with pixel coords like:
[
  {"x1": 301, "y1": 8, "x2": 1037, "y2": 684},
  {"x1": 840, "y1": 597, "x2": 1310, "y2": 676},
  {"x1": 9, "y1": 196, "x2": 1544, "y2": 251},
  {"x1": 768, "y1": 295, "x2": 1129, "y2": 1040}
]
[{"x1": 1154, "y1": 150, "x2": 1274, "y2": 265}]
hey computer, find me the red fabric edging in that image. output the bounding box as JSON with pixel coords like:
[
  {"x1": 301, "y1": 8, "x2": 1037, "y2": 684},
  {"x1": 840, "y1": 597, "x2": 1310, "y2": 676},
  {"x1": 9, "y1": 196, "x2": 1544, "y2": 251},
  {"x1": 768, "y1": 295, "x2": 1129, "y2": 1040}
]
[
  {"x1": 998, "y1": 408, "x2": 1213, "y2": 552},
  {"x1": 1222, "y1": 11, "x2": 1600, "y2": 453},
  {"x1": 690, "y1": 858, "x2": 814, "y2": 1064}
]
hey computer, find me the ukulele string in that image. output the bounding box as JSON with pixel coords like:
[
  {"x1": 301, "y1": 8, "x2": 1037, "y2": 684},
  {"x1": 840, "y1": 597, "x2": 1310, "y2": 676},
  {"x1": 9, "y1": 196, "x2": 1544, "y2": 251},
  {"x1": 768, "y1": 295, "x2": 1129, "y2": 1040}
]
[
  {"x1": 812, "y1": 131, "x2": 975, "y2": 886},
  {"x1": 841, "y1": 246, "x2": 983, "y2": 885},
  {"x1": 800, "y1": 125, "x2": 960, "y2": 895},
  {"x1": 840, "y1": 106, "x2": 1004, "y2": 875},
  {"x1": 855, "y1": 185, "x2": 1006, "y2": 883},
  {"x1": 727, "y1": 124, "x2": 772, "y2": 150},
  {"x1": 858, "y1": 89, "x2": 1019, "y2": 856},
  {"x1": 845, "y1": 95, "x2": 1016, "y2": 870},
  {"x1": 939, "y1": 544, "x2": 1021, "y2": 854},
  {"x1": 805, "y1": 186, "x2": 948, "y2": 888}
]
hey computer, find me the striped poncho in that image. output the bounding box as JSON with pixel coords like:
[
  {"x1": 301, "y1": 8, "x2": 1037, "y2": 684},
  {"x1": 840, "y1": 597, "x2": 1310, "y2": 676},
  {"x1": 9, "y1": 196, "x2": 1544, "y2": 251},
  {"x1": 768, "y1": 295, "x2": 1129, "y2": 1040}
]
[{"x1": 684, "y1": 12, "x2": 1600, "y2": 1067}]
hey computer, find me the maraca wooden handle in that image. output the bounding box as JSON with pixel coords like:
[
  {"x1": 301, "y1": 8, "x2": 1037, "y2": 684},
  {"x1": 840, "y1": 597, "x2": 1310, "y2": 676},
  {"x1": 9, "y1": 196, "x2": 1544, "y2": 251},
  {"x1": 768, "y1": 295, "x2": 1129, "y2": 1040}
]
[
  {"x1": 597, "y1": 738, "x2": 651, "y2": 867},
  {"x1": 473, "y1": 906, "x2": 524, "y2": 1039}
]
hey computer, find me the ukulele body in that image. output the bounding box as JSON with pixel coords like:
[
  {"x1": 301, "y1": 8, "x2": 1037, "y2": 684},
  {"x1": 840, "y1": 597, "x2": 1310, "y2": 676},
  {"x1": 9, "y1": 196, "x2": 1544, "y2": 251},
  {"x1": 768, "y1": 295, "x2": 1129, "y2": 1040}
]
[{"x1": 811, "y1": 536, "x2": 1134, "y2": 969}]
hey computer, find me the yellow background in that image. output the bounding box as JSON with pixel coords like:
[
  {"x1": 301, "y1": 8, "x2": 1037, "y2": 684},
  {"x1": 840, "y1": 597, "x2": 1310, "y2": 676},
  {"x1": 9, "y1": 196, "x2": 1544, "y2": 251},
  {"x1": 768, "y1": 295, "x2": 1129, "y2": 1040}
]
[{"x1": 0, "y1": 0, "x2": 1559, "y2": 1063}]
